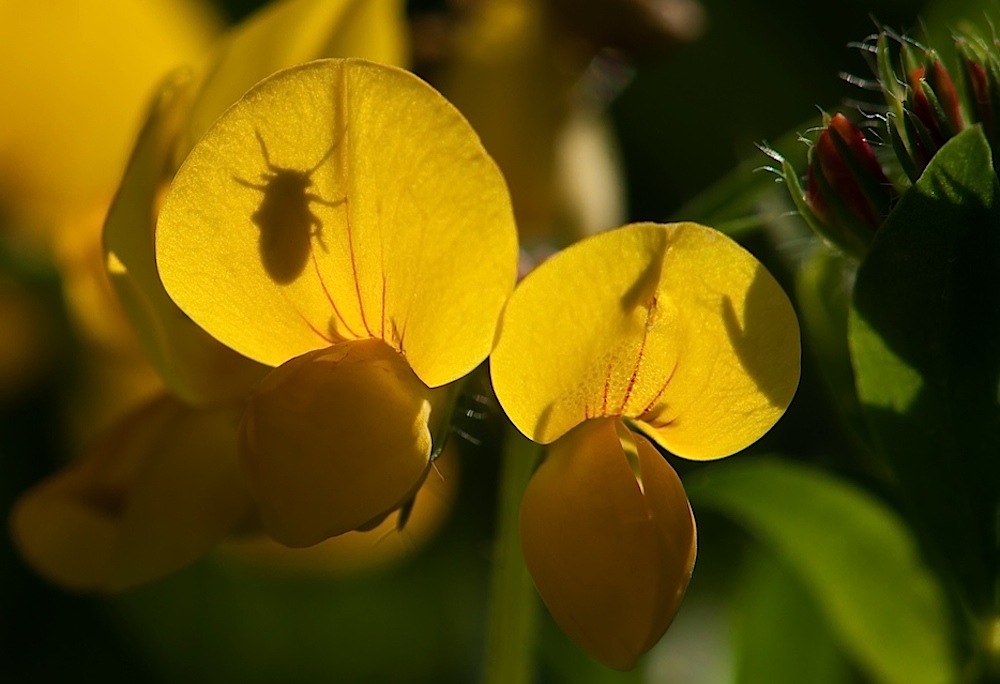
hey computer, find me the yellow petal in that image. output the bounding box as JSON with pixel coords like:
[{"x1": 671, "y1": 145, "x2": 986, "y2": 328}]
[
  {"x1": 239, "y1": 339, "x2": 442, "y2": 547},
  {"x1": 491, "y1": 222, "x2": 800, "y2": 459},
  {"x1": 184, "y1": 0, "x2": 408, "y2": 154},
  {"x1": 519, "y1": 418, "x2": 696, "y2": 670},
  {"x1": 220, "y1": 440, "x2": 458, "y2": 576},
  {"x1": 157, "y1": 59, "x2": 518, "y2": 387},
  {"x1": 10, "y1": 394, "x2": 253, "y2": 592},
  {"x1": 0, "y1": 0, "x2": 219, "y2": 232},
  {"x1": 104, "y1": 70, "x2": 268, "y2": 406}
]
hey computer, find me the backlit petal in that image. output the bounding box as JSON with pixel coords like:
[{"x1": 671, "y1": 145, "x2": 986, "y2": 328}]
[
  {"x1": 157, "y1": 59, "x2": 517, "y2": 387},
  {"x1": 519, "y1": 418, "x2": 696, "y2": 670},
  {"x1": 491, "y1": 222, "x2": 800, "y2": 459},
  {"x1": 238, "y1": 339, "x2": 440, "y2": 547},
  {"x1": 10, "y1": 394, "x2": 253, "y2": 593},
  {"x1": 183, "y1": 0, "x2": 408, "y2": 155}
]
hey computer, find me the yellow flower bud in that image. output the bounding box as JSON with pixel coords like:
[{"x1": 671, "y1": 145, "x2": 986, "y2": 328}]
[
  {"x1": 519, "y1": 417, "x2": 696, "y2": 670},
  {"x1": 239, "y1": 338, "x2": 437, "y2": 547}
]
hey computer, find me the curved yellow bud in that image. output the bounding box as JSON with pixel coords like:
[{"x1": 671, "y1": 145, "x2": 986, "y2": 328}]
[
  {"x1": 519, "y1": 417, "x2": 696, "y2": 670},
  {"x1": 239, "y1": 338, "x2": 438, "y2": 547}
]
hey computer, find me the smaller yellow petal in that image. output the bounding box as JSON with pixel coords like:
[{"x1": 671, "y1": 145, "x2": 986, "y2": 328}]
[
  {"x1": 239, "y1": 339, "x2": 439, "y2": 547},
  {"x1": 491, "y1": 222, "x2": 800, "y2": 459},
  {"x1": 10, "y1": 394, "x2": 253, "y2": 593},
  {"x1": 519, "y1": 417, "x2": 696, "y2": 670}
]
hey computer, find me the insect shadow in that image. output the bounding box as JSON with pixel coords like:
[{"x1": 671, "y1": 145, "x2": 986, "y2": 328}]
[{"x1": 234, "y1": 129, "x2": 345, "y2": 285}]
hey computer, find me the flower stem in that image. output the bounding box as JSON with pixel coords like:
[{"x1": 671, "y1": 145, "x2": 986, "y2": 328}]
[{"x1": 482, "y1": 425, "x2": 543, "y2": 684}]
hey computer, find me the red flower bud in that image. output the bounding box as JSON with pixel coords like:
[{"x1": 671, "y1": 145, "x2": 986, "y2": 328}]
[
  {"x1": 804, "y1": 114, "x2": 896, "y2": 255},
  {"x1": 908, "y1": 60, "x2": 963, "y2": 148}
]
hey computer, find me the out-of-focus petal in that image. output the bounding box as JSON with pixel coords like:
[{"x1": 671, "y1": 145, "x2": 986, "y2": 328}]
[
  {"x1": 104, "y1": 70, "x2": 268, "y2": 406},
  {"x1": 238, "y1": 339, "x2": 441, "y2": 547},
  {"x1": 491, "y1": 222, "x2": 800, "y2": 459},
  {"x1": 10, "y1": 394, "x2": 253, "y2": 592},
  {"x1": 0, "y1": 0, "x2": 219, "y2": 232},
  {"x1": 157, "y1": 59, "x2": 517, "y2": 388},
  {"x1": 519, "y1": 417, "x2": 696, "y2": 670},
  {"x1": 184, "y1": 0, "x2": 408, "y2": 154}
]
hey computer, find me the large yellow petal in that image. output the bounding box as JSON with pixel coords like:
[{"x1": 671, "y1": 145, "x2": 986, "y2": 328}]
[
  {"x1": 10, "y1": 394, "x2": 254, "y2": 593},
  {"x1": 238, "y1": 339, "x2": 442, "y2": 548},
  {"x1": 104, "y1": 70, "x2": 268, "y2": 406},
  {"x1": 519, "y1": 418, "x2": 696, "y2": 670},
  {"x1": 491, "y1": 222, "x2": 800, "y2": 459},
  {"x1": 157, "y1": 59, "x2": 518, "y2": 387},
  {"x1": 183, "y1": 0, "x2": 408, "y2": 156}
]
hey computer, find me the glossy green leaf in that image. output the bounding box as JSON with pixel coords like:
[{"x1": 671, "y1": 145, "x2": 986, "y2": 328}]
[
  {"x1": 687, "y1": 457, "x2": 955, "y2": 684},
  {"x1": 849, "y1": 126, "x2": 1000, "y2": 613}
]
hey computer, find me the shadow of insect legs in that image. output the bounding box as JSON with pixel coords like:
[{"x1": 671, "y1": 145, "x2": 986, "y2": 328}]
[{"x1": 233, "y1": 130, "x2": 346, "y2": 284}]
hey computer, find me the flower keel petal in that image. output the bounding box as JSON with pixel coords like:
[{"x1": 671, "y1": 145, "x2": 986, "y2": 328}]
[
  {"x1": 239, "y1": 338, "x2": 436, "y2": 547},
  {"x1": 519, "y1": 417, "x2": 697, "y2": 670}
]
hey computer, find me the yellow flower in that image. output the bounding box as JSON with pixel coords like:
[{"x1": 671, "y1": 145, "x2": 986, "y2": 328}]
[
  {"x1": 11, "y1": 0, "x2": 426, "y2": 591},
  {"x1": 490, "y1": 221, "x2": 800, "y2": 669},
  {"x1": 155, "y1": 58, "x2": 518, "y2": 547}
]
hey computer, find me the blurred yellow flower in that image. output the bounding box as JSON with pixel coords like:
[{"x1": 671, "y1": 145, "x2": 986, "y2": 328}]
[
  {"x1": 11, "y1": 394, "x2": 253, "y2": 593},
  {"x1": 155, "y1": 59, "x2": 518, "y2": 547},
  {"x1": 490, "y1": 221, "x2": 801, "y2": 669},
  {"x1": 0, "y1": 0, "x2": 220, "y2": 420}
]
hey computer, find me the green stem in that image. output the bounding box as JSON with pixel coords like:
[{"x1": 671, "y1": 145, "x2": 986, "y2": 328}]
[{"x1": 482, "y1": 425, "x2": 543, "y2": 684}]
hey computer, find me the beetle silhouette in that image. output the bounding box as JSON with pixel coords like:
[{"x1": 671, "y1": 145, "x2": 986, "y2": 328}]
[{"x1": 234, "y1": 129, "x2": 345, "y2": 284}]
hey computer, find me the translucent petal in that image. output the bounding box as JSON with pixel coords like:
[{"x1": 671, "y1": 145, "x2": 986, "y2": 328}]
[
  {"x1": 519, "y1": 418, "x2": 696, "y2": 670},
  {"x1": 10, "y1": 394, "x2": 253, "y2": 592},
  {"x1": 238, "y1": 339, "x2": 440, "y2": 547},
  {"x1": 183, "y1": 0, "x2": 408, "y2": 155},
  {"x1": 105, "y1": 70, "x2": 268, "y2": 406},
  {"x1": 491, "y1": 222, "x2": 800, "y2": 459},
  {"x1": 157, "y1": 59, "x2": 517, "y2": 387}
]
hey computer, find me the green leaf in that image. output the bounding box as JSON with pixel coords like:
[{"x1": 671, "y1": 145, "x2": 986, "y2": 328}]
[
  {"x1": 849, "y1": 126, "x2": 1000, "y2": 615},
  {"x1": 687, "y1": 457, "x2": 956, "y2": 684},
  {"x1": 795, "y1": 245, "x2": 870, "y2": 447},
  {"x1": 733, "y1": 547, "x2": 852, "y2": 684}
]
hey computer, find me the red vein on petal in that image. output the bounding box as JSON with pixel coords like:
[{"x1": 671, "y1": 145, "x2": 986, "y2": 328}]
[
  {"x1": 619, "y1": 296, "x2": 657, "y2": 414},
  {"x1": 640, "y1": 358, "x2": 678, "y2": 415},
  {"x1": 296, "y1": 310, "x2": 335, "y2": 344},
  {"x1": 339, "y1": 72, "x2": 372, "y2": 338},
  {"x1": 601, "y1": 361, "x2": 612, "y2": 415},
  {"x1": 312, "y1": 252, "x2": 358, "y2": 339}
]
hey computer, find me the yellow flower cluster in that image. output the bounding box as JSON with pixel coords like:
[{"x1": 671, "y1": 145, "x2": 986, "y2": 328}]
[{"x1": 5, "y1": 0, "x2": 800, "y2": 670}]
